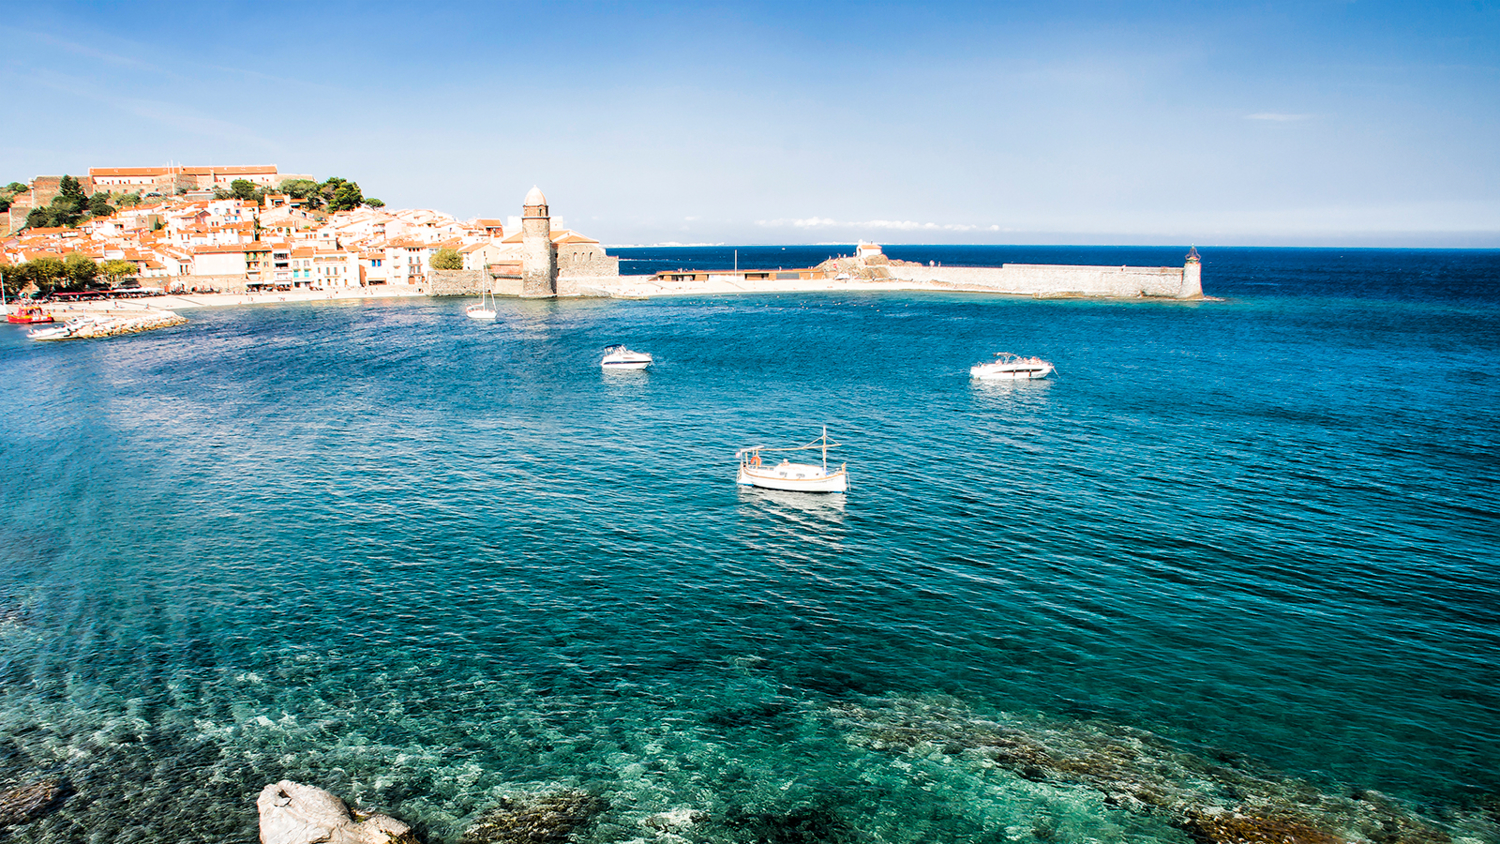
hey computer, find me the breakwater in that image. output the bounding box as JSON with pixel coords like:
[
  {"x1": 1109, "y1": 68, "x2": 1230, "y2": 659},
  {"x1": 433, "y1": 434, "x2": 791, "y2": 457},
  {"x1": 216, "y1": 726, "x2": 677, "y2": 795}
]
[
  {"x1": 30, "y1": 309, "x2": 187, "y2": 340},
  {"x1": 825, "y1": 244, "x2": 1203, "y2": 299}
]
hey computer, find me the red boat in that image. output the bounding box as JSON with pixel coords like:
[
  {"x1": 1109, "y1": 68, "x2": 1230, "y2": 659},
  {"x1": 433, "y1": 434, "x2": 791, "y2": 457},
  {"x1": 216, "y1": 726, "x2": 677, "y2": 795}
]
[{"x1": 6, "y1": 304, "x2": 55, "y2": 325}]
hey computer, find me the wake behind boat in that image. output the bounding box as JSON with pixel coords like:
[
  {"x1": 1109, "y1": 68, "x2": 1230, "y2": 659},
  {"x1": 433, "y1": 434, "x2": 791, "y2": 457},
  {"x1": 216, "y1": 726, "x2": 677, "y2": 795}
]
[
  {"x1": 735, "y1": 427, "x2": 848, "y2": 493},
  {"x1": 601, "y1": 344, "x2": 652, "y2": 370},
  {"x1": 970, "y1": 352, "x2": 1054, "y2": 380}
]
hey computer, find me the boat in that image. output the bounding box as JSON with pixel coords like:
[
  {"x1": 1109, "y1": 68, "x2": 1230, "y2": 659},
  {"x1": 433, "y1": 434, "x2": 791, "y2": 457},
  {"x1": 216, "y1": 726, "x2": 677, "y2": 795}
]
[
  {"x1": 465, "y1": 289, "x2": 497, "y2": 320},
  {"x1": 969, "y1": 352, "x2": 1054, "y2": 380},
  {"x1": 28, "y1": 316, "x2": 97, "y2": 341},
  {"x1": 7, "y1": 304, "x2": 54, "y2": 325},
  {"x1": 735, "y1": 427, "x2": 849, "y2": 493},
  {"x1": 601, "y1": 344, "x2": 652, "y2": 370}
]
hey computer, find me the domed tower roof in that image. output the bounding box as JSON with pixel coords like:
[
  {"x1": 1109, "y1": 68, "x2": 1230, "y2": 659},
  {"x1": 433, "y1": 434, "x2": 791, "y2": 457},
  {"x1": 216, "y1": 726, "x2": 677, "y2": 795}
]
[{"x1": 524, "y1": 186, "x2": 547, "y2": 206}]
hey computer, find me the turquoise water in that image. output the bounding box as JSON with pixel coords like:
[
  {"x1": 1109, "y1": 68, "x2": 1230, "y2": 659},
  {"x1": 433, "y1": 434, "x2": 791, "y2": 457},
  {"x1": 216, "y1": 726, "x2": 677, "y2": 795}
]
[{"x1": 0, "y1": 248, "x2": 1496, "y2": 842}]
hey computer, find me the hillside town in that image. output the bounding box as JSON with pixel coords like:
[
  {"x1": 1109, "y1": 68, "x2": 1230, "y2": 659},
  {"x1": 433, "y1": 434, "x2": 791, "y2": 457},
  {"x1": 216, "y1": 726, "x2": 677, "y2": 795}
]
[{"x1": 0, "y1": 165, "x2": 621, "y2": 299}]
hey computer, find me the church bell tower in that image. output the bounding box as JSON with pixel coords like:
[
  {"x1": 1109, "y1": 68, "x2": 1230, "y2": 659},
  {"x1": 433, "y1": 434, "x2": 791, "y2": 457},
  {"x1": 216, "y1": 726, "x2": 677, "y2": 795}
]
[{"x1": 521, "y1": 186, "x2": 557, "y2": 297}]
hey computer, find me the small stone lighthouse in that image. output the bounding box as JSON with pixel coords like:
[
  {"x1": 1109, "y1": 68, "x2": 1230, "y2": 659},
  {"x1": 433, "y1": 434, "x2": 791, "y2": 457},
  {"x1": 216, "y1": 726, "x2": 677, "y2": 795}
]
[
  {"x1": 1181, "y1": 246, "x2": 1202, "y2": 298},
  {"x1": 521, "y1": 186, "x2": 557, "y2": 297}
]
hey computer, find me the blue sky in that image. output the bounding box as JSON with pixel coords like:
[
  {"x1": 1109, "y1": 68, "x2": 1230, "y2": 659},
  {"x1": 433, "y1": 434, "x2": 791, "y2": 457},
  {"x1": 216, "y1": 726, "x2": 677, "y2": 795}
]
[{"x1": 3, "y1": 1, "x2": 1497, "y2": 246}]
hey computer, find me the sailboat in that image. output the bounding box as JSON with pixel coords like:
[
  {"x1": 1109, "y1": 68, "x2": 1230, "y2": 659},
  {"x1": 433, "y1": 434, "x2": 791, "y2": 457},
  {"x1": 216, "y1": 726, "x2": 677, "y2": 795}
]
[
  {"x1": 465, "y1": 288, "x2": 497, "y2": 320},
  {"x1": 735, "y1": 427, "x2": 848, "y2": 493}
]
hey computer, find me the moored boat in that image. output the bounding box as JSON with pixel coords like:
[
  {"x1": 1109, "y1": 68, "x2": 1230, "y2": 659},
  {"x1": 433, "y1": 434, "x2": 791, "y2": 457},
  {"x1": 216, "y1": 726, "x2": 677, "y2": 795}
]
[
  {"x1": 970, "y1": 352, "x2": 1054, "y2": 380},
  {"x1": 465, "y1": 289, "x2": 498, "y2": 320},
  {"x1": 28, "y1": 316, "x2": 96, "y2": 341},
  {"x1": 7, "y1": 304, "x2": 54, "y2": 325},
  {"x1": 735, "y1": 427, "x2": 848, "y2": 493},
  {"x1": 601, "y1": 344, "x2": 652, "y2": 370}
]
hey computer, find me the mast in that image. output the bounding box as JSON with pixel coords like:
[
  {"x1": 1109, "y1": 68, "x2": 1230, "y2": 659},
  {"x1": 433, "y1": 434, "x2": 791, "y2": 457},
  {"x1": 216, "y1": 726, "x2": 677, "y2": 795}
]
[{"x1": 822, "y1": 425, "x2": 828, "y2": 472}]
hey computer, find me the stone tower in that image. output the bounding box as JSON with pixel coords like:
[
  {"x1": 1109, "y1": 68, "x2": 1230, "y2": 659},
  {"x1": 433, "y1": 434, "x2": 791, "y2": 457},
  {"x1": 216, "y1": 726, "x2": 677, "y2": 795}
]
[
  {"x1": 521, "y1": 186, "x2": 556, "y2": 297},
  {"x1": 1181, "y1": 246, "x2": 1202, "y2": 298}
]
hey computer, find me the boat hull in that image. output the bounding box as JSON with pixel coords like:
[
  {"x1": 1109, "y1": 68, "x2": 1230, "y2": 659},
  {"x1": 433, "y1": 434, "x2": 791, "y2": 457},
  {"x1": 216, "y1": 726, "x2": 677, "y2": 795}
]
[
  {"x1": 602, "y1": 361, "x2": 650, "y2": 370},
  {"x1": 969, "y1": 362, "x2": 1054, "y2": 380},
  {"x1": 736, "y1": 462, "x2": 848, "y2": 493}
]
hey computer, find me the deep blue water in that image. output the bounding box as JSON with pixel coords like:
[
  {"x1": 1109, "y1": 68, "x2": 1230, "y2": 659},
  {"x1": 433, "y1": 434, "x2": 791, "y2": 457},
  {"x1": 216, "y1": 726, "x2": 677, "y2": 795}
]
[{"x1": 0, "y1": 247, "x2": 1496, "y2": 842}]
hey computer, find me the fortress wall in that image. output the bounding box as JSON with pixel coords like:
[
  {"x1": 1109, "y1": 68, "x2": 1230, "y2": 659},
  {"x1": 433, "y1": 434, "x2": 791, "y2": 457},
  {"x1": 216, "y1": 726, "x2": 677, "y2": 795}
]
[
  {"x1": 887, "y1": 263, "x2": 1194, "y2": 299},
  {"x1": 428, "y1": 269, "x2": 491, "y2": 296}
]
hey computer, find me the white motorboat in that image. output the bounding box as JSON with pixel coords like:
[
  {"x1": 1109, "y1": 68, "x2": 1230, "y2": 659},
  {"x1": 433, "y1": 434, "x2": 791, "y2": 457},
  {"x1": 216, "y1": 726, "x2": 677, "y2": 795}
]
[
  {"x1": 601, "y1": 344, "x2": 652, "y2": 370},
  {"x1": 970, "y1": 352, "x2": 1054, "y2": 380},
  {"x1": 735, "y1": 427, "x2": 849, "y2": 493},
  {"x1": 28, "y1": 316, "x2": 97, "y2": 341},
  {"x1": 465, "y1": 289, "x2": 498, "y2": 320}
]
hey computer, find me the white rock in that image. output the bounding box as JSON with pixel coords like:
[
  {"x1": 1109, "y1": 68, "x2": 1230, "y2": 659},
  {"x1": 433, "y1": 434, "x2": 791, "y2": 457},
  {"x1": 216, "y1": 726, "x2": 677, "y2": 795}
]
[{"x1": 257, "y1": 781, "x2": 414, "y2": 844}]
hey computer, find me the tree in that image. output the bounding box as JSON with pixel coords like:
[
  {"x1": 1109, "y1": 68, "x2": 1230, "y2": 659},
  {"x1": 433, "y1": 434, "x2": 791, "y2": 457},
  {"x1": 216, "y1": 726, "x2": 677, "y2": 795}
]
[
  {"x1": 364, "y1": 197, "x2": 384, "y2": 208},
  {"x1": 319, "y1": 177, "x2": 364, "y2": 213},
  {"x1": 1, "y1": 264, "x2": 29, "y2": 299},
  {"x1": 88, "y1": 192, "x2": 116, "y2": 218},
  {"x1": 61, "y1": 252, "x2": 100, "y2": 291},
  {"x1": 5, "y1": 182, "x2": 27, "y2": 194},
  {"x1": 59, "y1": 175, "x2": 85, "y2": 204},
  {"x1": 24, "y1": 258, "x2": 67, "y2": 295},
  {"x1": 430, "y1": 248, "x2": 463, "y2": 270},
  {"x1": 116, "y1": 191, "x2": 142, "y2": 208},
  {"x1": 100, "y1": 259, "x2": 136, "y2": 287},
  {"x1": 230, "y1": 179, "x2": 261, "y2": 201},
  {"x1": 25, "y1": 207, "x2": 51, "y2": 229}
]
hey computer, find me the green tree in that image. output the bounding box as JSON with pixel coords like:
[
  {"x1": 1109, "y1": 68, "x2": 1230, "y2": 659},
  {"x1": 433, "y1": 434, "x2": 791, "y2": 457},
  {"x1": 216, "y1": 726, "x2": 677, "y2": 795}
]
[
  {"x1": 25, "y1": 258, "x2": 67, "y2": 295},
  {"x1": 230, "y1": 179, "x2": 261, "y2": 201},
  {"x1": 5, "y1": 182, "x2": 27, "y2": 194},
  {"x1": 1, "y1": 264, "x2": 30, "y2": 299},
  {"x1": 430, "y1": 248, "x2": 463, "y2": 270},
  {"x1": 319, "y1": 177, "x2": 364, "y2": 213},
  {"x1": 61, "y1": 252, "x2": 100, "y2": 291},
  {"x1": 0, "y1": 196, "x2": 10, "y2": 213},
  {"x1": 116, "y1": 191, "x2": 142, "y2": 208},
  {"x1": 25, "y1": 207, "x2": 52, "y2": 229},
  {"x1": 59, "y1": 175, "x2": 85, "y2": 204},
  {"x1": 100, "y1": 259, "x2": 137, "y2": 287},
  {"x1": 364, "y1": 197, "x2": 384, "y2": 208},
  {"x1": 88, "y1": 192, "x2": 116, "y2": 217}
]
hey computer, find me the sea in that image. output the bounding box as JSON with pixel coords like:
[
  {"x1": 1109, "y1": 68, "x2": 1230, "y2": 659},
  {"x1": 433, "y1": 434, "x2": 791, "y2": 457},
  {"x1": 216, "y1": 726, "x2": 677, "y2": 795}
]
[{"x1": 0, "y1": 246, "x2": 1495, "y2": 843}]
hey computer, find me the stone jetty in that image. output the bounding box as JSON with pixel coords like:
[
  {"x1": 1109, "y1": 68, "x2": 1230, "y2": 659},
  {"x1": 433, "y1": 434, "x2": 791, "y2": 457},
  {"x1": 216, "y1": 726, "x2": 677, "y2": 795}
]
[{"x1": 30, "y1": 309, "x2": 187, "y2": 341}]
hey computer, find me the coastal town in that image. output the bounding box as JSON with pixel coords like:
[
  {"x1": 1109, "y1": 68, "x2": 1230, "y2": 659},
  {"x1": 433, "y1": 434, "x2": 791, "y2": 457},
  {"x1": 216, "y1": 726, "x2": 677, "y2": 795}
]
[
  {"x1": 0, "y1": 164, "x2": 622, "y2": 301},
  {"x1": 2, "y1": 163, "x2": 1205, "y2": 325}
]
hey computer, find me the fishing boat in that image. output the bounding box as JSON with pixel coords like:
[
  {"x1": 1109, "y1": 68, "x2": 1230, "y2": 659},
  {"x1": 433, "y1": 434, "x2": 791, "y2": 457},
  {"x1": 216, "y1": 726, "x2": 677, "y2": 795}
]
[
  {"x1": 7, "y1": 304, "x2": 54, "y2": 325},
  {"x1": 465, "y1": 289, "x2": 497, "y2": 320},
  {"x1": 970, "y1": 352, "x2": 1054, "y2": 380},
  {"x1": 601, "y1": 344, "x2": 652, "y2": 370},
  {"x1": 735, "y1": 427, "x2": 848, "y2": 493}
]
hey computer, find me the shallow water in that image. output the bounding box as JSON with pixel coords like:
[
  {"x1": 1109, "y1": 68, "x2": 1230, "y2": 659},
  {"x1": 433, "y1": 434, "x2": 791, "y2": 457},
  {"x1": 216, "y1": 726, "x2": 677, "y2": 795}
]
[{"x1": 0, "y1": 247, "x2": 1496, "y2": 842}]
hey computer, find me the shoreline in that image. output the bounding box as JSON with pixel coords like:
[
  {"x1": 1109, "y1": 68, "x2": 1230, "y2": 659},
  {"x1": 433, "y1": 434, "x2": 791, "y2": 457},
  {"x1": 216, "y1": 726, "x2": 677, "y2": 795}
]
[{"x1": 3, "y1": 273, "x2": 1208, "y2": 319}]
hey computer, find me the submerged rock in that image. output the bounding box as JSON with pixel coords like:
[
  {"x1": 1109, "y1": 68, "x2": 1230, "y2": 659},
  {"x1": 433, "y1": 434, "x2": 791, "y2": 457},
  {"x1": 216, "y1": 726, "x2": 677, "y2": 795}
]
[
  {"x1": 831, "y1": 697, "x2": 1482, "y2": 844},
  {"x1": 0, "y1": 778, "x2": 66, "y2": 829},
  {"x1": 460, "y1": 788, "x2": 607, "y2": 844},
  {"x1": 256, "y1": 780, "x2": 419, "y2": 844},
  {"x1": 1181, "y1": 809, "x2": 1343, "y2": 844}
]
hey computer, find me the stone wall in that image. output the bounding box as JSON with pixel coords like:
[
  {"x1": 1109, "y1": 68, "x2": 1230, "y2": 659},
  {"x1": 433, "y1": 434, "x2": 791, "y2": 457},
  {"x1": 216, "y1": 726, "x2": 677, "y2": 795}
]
[
  {"x1": 886, "y1": 263, "x2": 1199, "y2": 299},
  {"x1": 428, "y1": 269, "x2": 491, "y2": 296}
]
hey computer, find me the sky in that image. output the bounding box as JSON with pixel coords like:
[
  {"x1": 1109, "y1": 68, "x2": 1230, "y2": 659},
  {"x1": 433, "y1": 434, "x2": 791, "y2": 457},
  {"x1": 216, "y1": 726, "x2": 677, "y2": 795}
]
[{"x1": 2, "y1": 0, "x2": 1497, "y2": 247}]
